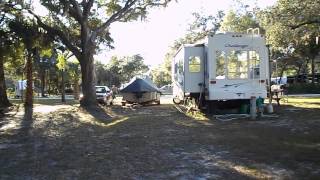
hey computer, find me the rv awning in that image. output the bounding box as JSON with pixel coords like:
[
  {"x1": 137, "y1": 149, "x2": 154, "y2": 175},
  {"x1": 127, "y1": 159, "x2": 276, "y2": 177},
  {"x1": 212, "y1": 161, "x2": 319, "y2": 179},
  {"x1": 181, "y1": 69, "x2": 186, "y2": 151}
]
[{"x1": 120, "y1": 78, "x2": 161, "y2": 93}]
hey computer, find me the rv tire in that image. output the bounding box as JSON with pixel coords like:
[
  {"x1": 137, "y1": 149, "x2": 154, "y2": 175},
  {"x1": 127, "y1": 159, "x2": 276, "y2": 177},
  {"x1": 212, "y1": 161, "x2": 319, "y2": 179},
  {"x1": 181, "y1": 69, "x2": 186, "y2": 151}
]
[{"x1": 173, "y1": 97, "x2": 181, "y2": 104}]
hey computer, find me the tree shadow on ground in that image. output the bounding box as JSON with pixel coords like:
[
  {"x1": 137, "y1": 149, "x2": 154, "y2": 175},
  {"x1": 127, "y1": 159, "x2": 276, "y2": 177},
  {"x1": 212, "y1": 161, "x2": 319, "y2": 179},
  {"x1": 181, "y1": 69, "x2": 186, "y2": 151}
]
[
  {"x1": 0, "y1": 105, "x2": 36, "y2": 179},
  {"x1": 0, "y1": 105, "x2": 15, "y2": 118},
  {"x1": 178, "y1": 103, "x2": 320, "y2": 179},
  {"x1": 20, "y1": 106, "x2": 33, "y2": 135},
  {"x1": 1, "y1": 102, "x2": 319, "y2": 179},
  {"x1": 81, "y1": 105, "x2": 112, "y2": 122},
  {"x1": 0, "y1": 104, "x2": 34, "y2": 139},
  {"x1": 2, "y1": 103, "x2": 259, "y2": 179}
]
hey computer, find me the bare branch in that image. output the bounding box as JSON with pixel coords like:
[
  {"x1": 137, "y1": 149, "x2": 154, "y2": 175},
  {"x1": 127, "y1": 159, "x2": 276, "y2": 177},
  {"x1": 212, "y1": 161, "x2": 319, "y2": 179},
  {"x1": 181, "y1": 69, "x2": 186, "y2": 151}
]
[{"x1": 289, "y1": 20, "x2": 320, "y2": 29}]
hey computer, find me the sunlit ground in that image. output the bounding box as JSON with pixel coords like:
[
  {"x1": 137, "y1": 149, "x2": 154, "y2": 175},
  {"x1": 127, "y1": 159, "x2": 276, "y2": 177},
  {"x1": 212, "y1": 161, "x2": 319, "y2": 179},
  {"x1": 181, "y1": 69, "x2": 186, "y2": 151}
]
[
  {"x1": 10, "y1": 98, "x2": 78, "y2": 106},
  {"x1": 1, "y1": 95, "x2": 319, "y2": 179},
  {"x1": 9, "y1": 95, "x2": 320, "y2": 113},
  {"x1": 282, "y1": 97, "x2": 320, "y2": 109}
]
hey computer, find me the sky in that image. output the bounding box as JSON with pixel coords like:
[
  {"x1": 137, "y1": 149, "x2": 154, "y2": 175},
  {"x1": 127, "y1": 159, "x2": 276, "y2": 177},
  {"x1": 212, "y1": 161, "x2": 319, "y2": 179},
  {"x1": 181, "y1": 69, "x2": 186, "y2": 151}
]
[
  {"x1": 97, "y1": 0, "x2": 277, "y2": 68},
  {"x1": 33, "y1": 0, "x2": 277, "y2": 68}
]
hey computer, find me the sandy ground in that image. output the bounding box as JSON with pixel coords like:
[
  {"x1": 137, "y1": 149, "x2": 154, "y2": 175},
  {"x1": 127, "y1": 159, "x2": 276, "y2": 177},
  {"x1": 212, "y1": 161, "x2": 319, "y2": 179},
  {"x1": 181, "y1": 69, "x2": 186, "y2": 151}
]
[{"x1": 0, "y1": 96, "x2": 319, "y2": 179}]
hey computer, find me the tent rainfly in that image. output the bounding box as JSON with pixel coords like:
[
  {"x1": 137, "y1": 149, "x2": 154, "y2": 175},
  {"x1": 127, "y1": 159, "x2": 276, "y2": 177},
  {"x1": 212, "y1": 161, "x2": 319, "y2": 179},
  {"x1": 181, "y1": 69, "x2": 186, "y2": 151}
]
[{"x1": 120, "y1": 77, "x2": 161, "y2": 105}]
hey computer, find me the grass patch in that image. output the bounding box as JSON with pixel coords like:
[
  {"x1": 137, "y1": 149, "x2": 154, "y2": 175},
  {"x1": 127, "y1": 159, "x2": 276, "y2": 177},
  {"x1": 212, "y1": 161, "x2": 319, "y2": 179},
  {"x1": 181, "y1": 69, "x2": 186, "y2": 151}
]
[
  {"x1": 186, "y1": 110, "x2": 209, "y2": 121},
  {"x1": 284, "y1": 97, "x2": 320, "y2": 109}
]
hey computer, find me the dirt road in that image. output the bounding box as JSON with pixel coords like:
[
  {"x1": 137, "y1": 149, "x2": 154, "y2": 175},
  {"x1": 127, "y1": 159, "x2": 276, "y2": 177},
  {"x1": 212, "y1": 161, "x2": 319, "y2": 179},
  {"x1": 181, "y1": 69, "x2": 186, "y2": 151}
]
[{"x1": 0, "y1": 99, "x2": 319, "y2": 179}]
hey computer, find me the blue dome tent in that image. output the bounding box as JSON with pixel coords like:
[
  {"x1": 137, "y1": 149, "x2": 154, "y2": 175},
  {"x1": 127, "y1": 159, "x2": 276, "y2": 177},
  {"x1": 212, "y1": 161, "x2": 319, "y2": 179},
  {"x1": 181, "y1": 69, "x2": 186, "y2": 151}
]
[{"x1": 120, "y1": 77, "x2": 161, "y2": 105}]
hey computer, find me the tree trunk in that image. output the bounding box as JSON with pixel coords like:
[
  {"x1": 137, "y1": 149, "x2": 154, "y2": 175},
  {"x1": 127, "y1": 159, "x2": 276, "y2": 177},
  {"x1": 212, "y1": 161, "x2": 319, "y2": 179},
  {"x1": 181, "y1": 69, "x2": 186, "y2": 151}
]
[
  {"x1": 24, "y1": 49, "x2": 33, "y2": 108},
  {"x1": 295, "y1": 64, "x2": 302, "y2": 83},
  {"x1": 0, "y1": 52, "x2": 12, "y2": 108},
  {"x1": 40, "y1": 68, "x2": 46, "y2": 97},
  {"x1": 61, "y1": 69, "x2": 66, "y2": 103},
  {"x1": 48, "y1": 73, "x2": 51, "y2": 95},
  {"x1": 311, "y1": 58, "x2": 315, "y2": 84},
  {"x1": 73, "y1": 77, "x2": 80, "y2": 100},
  {"x1": 79, "y1": 53, "x2": 97, "y2": 107}
]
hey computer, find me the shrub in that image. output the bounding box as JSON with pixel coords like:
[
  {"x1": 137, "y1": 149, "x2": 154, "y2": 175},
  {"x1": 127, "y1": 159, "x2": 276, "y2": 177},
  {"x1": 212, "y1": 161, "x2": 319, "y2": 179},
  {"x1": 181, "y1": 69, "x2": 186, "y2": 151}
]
[{"x1": 287, "y1": 83, "x2": 320, "y2": 94}]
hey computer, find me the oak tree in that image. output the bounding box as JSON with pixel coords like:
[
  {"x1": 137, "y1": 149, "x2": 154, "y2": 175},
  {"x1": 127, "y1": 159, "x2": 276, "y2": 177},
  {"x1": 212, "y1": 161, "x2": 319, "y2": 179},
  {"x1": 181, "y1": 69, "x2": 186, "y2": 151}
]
[{"x1": 24, "y1": 0, "x2": 171, "y2": 107}]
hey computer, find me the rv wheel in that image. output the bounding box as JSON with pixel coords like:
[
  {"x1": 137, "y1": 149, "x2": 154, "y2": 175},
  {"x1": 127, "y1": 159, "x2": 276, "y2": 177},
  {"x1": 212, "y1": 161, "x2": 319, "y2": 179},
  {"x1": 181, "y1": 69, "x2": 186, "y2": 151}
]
[{"x1": 173, "y1": 97, "x2": 181, "y2": 104}]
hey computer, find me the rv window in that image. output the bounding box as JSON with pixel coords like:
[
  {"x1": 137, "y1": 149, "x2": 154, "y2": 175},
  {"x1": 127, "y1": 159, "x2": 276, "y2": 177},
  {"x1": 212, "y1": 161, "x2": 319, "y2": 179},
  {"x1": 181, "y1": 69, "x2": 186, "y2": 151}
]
[
  {"x1": 249, "y1": 51, "x2": 260, "y2": 78},
  {"x1": 188, "y1": 56, "x2": 201, "y2": 72},
  {"x1": 216, "y1": 51, "x2": 226, "y2": 79},
  {"x1": 227, "y1": 51, "x2": 248, "y2": 79}
]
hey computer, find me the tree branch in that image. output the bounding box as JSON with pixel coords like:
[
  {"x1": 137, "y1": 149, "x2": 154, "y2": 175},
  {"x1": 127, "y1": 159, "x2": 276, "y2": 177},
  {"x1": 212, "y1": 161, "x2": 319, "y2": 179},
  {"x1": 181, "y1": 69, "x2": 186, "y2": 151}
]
[
  {"x1": 289, "y1": 20, "x2": 320, "y2": 29},
  {"x1": 69, "y1": 0, "x2": 83, "y2": 22},
  {"x1": 116, "y1": 1, "x2": 169, "y2": 22},
  {"x1": 27, "y1": 10, "x2": 81, "y2": 59},
  {"x1": 0, "y1": 14, "x2": 5, "y2": 25},
  {"x1": 83, "y1": 0, "x2": 94, "y2": 19},
  {"x1": 93, "y1": 0, "x2": 137, "y2": 36},
  {"x1": 93, "y1": 0, "x2": 170, "y2": 38}
]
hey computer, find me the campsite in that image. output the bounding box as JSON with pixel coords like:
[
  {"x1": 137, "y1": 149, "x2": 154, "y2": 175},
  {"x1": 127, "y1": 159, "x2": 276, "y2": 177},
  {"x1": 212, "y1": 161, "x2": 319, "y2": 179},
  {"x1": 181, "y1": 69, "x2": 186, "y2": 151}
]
[
  {"x1": 1, "y1": 96, "x2": 320, "y2": 179},
  {"x1": 1, "y1": 0, "x2": 320, "y2": 179}
]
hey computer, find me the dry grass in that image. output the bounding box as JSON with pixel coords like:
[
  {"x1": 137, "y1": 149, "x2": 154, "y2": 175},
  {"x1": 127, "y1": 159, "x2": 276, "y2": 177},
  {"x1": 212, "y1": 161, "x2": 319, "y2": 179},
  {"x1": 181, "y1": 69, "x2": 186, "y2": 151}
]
[
  {"x1": 284, "y1": 97, "x2": 320, "y2": 109},
  {"x1": 1, "y1": 96, "x2": 319, "y2": 179}
]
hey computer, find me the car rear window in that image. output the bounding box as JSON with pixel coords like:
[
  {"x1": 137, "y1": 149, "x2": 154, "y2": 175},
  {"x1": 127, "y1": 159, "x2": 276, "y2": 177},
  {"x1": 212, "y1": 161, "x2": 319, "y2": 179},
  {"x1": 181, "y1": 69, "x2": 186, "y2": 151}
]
[{"x1": 96, "y1": 87, "x2": 107, "y2": 93}]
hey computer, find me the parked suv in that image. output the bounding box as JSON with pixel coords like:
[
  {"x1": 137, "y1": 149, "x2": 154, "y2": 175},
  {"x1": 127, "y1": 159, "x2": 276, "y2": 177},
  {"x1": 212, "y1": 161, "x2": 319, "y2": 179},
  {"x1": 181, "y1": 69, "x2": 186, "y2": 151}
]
[{"x1": 95, "y1": 86, "x2": 113, "y2": 105}]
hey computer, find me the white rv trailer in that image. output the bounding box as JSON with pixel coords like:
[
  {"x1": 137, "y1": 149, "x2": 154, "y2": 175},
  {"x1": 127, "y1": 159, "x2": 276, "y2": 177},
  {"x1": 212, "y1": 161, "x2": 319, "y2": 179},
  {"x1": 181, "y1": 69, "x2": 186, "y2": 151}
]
[{"x1": 172, "y1": 32, "x2": 269, "y2": 111}]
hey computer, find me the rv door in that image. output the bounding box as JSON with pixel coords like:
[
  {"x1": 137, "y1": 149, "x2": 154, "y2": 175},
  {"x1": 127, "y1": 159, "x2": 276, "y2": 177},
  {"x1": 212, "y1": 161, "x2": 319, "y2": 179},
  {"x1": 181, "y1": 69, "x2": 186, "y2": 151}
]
[{"x1": 184, "y1": 46, "x2": 204, "y2": 93}]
